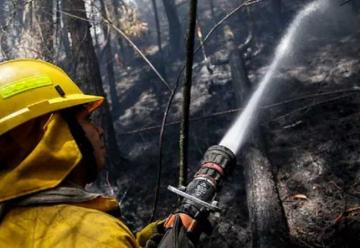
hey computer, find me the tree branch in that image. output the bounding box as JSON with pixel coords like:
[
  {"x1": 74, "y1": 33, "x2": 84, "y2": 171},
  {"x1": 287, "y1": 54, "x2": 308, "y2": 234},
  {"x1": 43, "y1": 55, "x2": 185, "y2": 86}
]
[
  {"x1": 118, "y1": 88, "x2": 360, "y2": 135},
  {"x1": 58, "y1": 8, "x2": 172, "y2": 92}
]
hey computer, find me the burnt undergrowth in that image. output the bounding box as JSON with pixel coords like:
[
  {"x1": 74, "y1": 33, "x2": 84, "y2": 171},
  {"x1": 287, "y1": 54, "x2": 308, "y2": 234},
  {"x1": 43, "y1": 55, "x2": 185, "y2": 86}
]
[{"x1": 100, "y1": 1, "x2": 360, "y2": 247}]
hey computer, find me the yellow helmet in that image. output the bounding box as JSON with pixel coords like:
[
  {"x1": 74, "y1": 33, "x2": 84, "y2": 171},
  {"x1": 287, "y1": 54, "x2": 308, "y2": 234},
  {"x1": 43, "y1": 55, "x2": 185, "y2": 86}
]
[{"x1": 0, "y1": 59, "x2": 104, "y2": 136}]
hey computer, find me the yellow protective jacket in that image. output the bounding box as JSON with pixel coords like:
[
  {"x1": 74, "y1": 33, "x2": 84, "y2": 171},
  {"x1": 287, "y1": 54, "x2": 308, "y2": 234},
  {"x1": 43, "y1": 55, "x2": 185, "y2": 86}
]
[
  {"x1": 0, "y1": 114, "x2": 160, "y2": 247},
  {"x1": 0, "y1": 201, "x2": 139, "y2": 248}
]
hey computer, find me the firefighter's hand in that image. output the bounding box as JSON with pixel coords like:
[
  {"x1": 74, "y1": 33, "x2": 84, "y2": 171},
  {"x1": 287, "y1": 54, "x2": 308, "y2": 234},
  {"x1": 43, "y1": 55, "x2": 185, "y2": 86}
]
[
  {"x1": 136, "y1": 220, "x2": 165, "y2": 248},
  {"x1": 144, "y1": 233, "x2": 163, "y2": 248}
]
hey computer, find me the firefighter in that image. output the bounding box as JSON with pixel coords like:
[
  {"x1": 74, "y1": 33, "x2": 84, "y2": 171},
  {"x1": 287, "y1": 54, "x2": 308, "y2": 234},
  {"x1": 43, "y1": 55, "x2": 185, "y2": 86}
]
[{"x1": 0, "y1": 59, "x2": 162, "y2": 247}]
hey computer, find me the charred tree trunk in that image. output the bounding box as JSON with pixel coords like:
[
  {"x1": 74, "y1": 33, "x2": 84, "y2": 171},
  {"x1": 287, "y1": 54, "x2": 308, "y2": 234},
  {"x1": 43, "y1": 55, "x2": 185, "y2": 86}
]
[
  {"x1": 54, "y1": 0, "x2": 62, "y2": 62},
  {"x1": 91, "y1": 0, "x2": 100, "y2": 53},
  {"x1": 152, "y1": 0, "x2": 163, "y2": 58},
  {"x1": 111, "y1": 0, "x2": 128, "y2": 67},
  {"x1": 13, "y1": 0, "x2": 54, "y2": 60},
  {"x1": 57, "y1": 0, "x2": 73, "y2": 71},
  {"x1": 225, "y1": 25, "x2": 289, "y2": 248},
  {"x1": 151, "y1": 0, "x2": 166, "y2": 101},
  {"x1": 161, "y1": 0, "x2": 183, "y2": 57},
  {"x1": 0, "y1": 1, "x2": 10, "y2": 59},
  {"x1": 63, "y1": 0, "x2": 123, "y2": 169},
  {"x1": 243, "y1": 146, "x2": 289, "y2": 248},
  {"x1": 34, "y1": 0, "x2": 55, "y2": 61},
  {"x1": 55, "y1": 0, "x2": 61, "y2": 39},
  {"x1": 179, "y1": 0, "x2": 198, "y2": 186},
  {"x1": 224, "y1": 25, "x2": 251, "y2": 107},
  {"x1": 99, "y1": 0, "x2": 122, "y2": 118}
]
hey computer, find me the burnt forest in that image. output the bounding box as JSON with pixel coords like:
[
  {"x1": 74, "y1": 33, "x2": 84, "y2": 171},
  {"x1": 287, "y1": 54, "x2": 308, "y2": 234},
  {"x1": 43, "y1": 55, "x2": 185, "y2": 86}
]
[{"x1": 0, "y1": 0, "x2": 359, "y2": 247}]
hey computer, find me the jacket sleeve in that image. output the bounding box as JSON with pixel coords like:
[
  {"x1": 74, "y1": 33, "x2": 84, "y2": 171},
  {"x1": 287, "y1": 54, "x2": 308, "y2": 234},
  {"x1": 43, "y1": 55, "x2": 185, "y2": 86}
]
[{"x1": 78, "y1": 210, "x2": 140, "y2": 248}]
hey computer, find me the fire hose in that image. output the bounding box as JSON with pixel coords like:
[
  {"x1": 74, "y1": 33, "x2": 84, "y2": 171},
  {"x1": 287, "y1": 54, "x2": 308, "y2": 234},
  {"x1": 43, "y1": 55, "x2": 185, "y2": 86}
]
[{"x1": 158, "y1": 145, "x2": 236, "y2": 247}]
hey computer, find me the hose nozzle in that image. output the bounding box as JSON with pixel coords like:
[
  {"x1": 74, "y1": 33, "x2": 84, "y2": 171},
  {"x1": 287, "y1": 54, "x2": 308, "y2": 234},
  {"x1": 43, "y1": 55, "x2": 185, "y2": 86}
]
[
  {"x1": 168, "y1": 145, "x2": 236, "y2": 217},
  {"x1": 200, "y1": 145, "x2": 236, "y2": 181}
]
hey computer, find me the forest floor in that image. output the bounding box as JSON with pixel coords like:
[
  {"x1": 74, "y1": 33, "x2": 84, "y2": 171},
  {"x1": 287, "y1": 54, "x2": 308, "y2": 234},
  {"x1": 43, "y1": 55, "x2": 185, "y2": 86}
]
[
  {"x1": 269, "y1": 31, "x2": 360, "y2": 248},
  {"x1": 99, "y1": 2, "x2": 360, "y2": 247}
]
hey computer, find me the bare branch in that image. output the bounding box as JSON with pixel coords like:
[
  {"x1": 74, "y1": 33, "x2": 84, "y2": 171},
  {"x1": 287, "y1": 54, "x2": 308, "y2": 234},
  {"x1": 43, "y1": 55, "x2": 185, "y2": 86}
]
[
  {"x1": 272, "y1": 93, "x2": 357, "y2": 122},
  {"x1": 149, "y1": 87, "x2": 178, "y2": 221},
  {"x1": 58, "y1": 8, "x2": 172, "y2": 92},
  {"x1": 119, "y1": 88, "x2": 360, "y2": 135},
  {"x1": 104, "y1": 18, "x2": 171, "y2": 92},
  {"x1": 194, "y1": 0, "x2": 263, "y2": 55}
]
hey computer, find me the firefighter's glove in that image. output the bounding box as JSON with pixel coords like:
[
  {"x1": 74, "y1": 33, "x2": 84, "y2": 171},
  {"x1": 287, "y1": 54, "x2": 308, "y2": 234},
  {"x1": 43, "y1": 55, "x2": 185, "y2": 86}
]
[
  {"x1": 157, "y1": 215, "x2": 196, "y2": 248},
  {"x1": 136, "y1": 220, "x2": 165, "y2": 248}
]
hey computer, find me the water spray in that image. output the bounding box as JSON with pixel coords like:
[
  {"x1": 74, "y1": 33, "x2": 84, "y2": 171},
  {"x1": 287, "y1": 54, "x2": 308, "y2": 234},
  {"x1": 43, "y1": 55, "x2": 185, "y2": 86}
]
[{"x1": 220, "y1": 0, "x2": 329, "y2": 154}]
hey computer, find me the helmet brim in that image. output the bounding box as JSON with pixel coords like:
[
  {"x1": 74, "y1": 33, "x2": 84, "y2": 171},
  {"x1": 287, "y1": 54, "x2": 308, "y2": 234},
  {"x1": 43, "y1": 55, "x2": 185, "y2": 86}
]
[{"x1": 0, "y1": 94, "x2": 104, "y2": 136}]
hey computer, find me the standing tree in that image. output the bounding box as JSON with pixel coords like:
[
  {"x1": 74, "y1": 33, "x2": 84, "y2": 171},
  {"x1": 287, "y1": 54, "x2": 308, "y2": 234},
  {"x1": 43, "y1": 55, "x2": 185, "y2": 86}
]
[
  {"x1": 151, "y1": 0, "x2": 163, "y2": 59},
  {"x1": 62, "y1": 0, "x2": 123, "y2": 170},
  {"x1": 33, "y1": 0, "x2": 55, "y2": 61},
  {"x1": 57, "y1": 0, "x2": 72, "y2": 69},
  {"x1": 99, "y1": 0, "x2": 122, "y2": 118},
  {"x1": 0, "y1": 0, "x2": 10, "y2": 59},
  {"x1": 179, "y1": 0, "x2": 198, "y2": 186},
  {"x1": 111, "y1": 0, "x2": 128, "y2": 67},
  {"x1": 161, "y1": 0, "x2": 183, "y2": 57},
  {"x1": 223, "y1": 25, "x2": 252, "y2": 107},
  {"x1": 150, "y1": 0, "x2": 166, "y2": 101},
  {"x1": 12, "y1": 0, "x2": 54, "y2": 61}
]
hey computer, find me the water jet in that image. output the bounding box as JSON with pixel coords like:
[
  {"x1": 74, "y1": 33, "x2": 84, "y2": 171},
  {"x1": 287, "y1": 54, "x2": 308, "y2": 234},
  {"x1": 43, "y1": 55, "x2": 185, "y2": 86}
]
[{"x1": 219, "y1": 0, "x2": 329, "y2": 154}]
